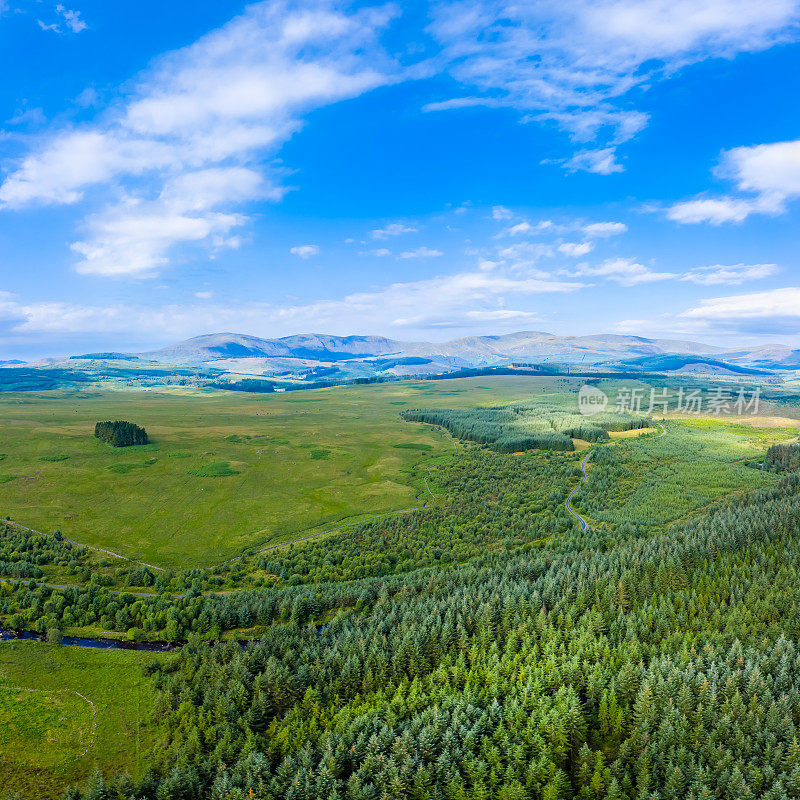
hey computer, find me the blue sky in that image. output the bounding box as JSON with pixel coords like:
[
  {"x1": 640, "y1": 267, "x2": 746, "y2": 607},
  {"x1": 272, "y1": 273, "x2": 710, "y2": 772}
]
[{"x1": 1, "y1": 0, "x2": 800, "y2": 358}]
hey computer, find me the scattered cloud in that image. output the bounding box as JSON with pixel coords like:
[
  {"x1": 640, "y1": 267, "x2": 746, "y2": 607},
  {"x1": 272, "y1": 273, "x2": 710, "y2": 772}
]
[
  {"x1": 571, "y1": 257, "x2": 676, "y2": 286},
  {"x1": 667, "y1": 138, "x2": 800, "y2": 223},
  {"x1": 680, "y1": 286, "x2": 800, "y2": 320},
  {"x1": 358, "y1": 248, "x2": 391, "y2": 256},
  {"x1": 70, "y1": 167, "x2": 268, "y2": 277},
  {"x1": 583, "y1": 221, "x2": 628, "y2": 237},
  {"x1": 36, "y1": 4, "x2": 88, "y2": 34},
  {"x1": 681, "y1": 263, "x2": 778, "y2": 285},
  {"x1": 399, "y1": 246, "x2": 443, "y2": 259},
  {"x1": 290, "y1": 244, "x2": 320, "y2": 259},
  {"x1": 0, "y1": 267, "x2": 586, "y2": 349},
  {"x1": 0, "y1": 0, "x2": 398, "y2": 276},
  {"x1": 57, "y1": 5, "x2": 87, "y2": 33},
  {"x1": 561, "y1": 147, "x2": 624, "y2": 175},
  {"x1": 496, "y1": 219, "x2": 556, "y2": 237},
  {"x1": 7, "y1": 107, "x2": 46, "y2": 127},
  {"x1": 558, "y1": 241, "x2": 594, "y2": 257},
  {"x1": 194, "y1": 291, "x2": 214, "y2": 299},
  {"x1": 371, "y1": 222, "x2": 418, "y2": 239},
  {"x1": 496, "y1": 241, "x2": 555, "y2": 266},
  {"x1": 427, "y1": 0, "x2": 800, "y2": 171},
  {"x1": 491, "y1": 205, "x2": 513, "y2": 220}
]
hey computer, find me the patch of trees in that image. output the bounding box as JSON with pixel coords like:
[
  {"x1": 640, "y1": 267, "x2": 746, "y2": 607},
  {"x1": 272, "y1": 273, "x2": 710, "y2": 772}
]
[
  {"x1": 209, "y1": 378, "x2": 276, "y2": 393},
  {"x1": 0, "y1": 522, "x2": 90, "y2": 581},
  {"x1": 765, "y1": 442, "x2": 800, "y2": 471},
  {"x1": 561, "y1": 423, "x2": 610, "y2": 442},
  {"x1": 94, "y1": 420, "x2": 148, "y2": 447},
  {"x1": 401, "y1": 405, "x2": 649, "y2": 451}
]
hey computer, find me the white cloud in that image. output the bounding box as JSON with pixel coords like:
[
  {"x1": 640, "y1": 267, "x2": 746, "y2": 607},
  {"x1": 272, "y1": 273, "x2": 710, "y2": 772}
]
[
  {"x1": 495, "y1": 219, "x2": 555, "y2": 237},
  {"x1": 681, "y1": 263, "x2": 778, "y2": 285},
  {"x1": 666, "y1": 194, "x2": 778, "y2": 224},
  {"x1": 667, "y1": 138, "x2": 800, "y2": 223},
  {"x1": 583, "y1": 221, "x2": 628, "y2": 237},
  {"x1": 393, "y1": 308, "x2": 541, "y2": 328},
  {"x1": 57, "y1": 5, "x2": 87, "y2": 33},
  {"x1": 399, "y1": 246, "x2": 443, "y2": 259},
  {"x1": 507, "y1": 222, "x2": 533, "y2": 236},
  {"x1": 0, "y1": 268, "x2": 585, "y2": 346},
  {"x1": 680, "y1": 287, "x2": 800, "y2": 319},
  {"x1": 195, "y1": 291, "x2": 214, "y2": 299},
  {"x1": 428, "y1": 0, "x2": 800, "y2": 171},
  {"x1": 70, "y1": 167, "x2": 267, "y2": 277},
  {"x1": 491, "y1": 205, "x2": 514, "y2": 220},
  {"x1": 358, "y1": 248, "x2": 391, "y2": 256},
  {"x1": 0, "y1": 0, "x2": 397, "y2": 276},
  {"x1": 572, "y1": 257, "x2": 676, "y2": 286},
  {"x1": 558, "y1": 241, "x2": 594, "y2": 257},
  {"x1": 371, "y1": 222, "x2": 417, "y2": 239},
  {"x1": 290, "y1": 244, "x2": 320, "y2": 258},
  {"x1": 496, "y1": 241, "x2": 555, "y2": 265},
  {"x1": 562, "y1": 147, "x2": 624, "y2": 175}
]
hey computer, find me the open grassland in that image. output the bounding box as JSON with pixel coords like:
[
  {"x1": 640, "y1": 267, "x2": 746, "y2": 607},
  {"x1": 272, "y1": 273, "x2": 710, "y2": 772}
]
[
  {"x1": 0, "y1": 377, "x2": 574, "y2": 569},
  {"x1": 0, "y1": 641, "x2": 161, "y2": 799},
  {"x1": 574, "y1": 416, "x2": 799, "y2": 527}
]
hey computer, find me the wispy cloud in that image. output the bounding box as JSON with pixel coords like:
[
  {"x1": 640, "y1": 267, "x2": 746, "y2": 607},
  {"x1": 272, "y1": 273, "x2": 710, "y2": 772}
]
[
  {"x1": 570, "y1": 257, "x2": 676, "y2": 286},
  {"x1": 0, "y1": 267, "x2": 586, "y2": 349},
  {"x1": 371, "y1": 222, "x2": 418, "y2": 239},
  {"x1": 667, "y1": 138, "x2": 800, "y2": 224},
  {"x1": 0, "y1": 0, "x2": 398, "y2": 277},
  {"x1": 399, "y1": 246, "x2": 443, "y2": 258},
  {"x1": 290, "y1": 244, "x2": 320, "y2": 258},
  {"x1": 57, "y1": 4, "x2": 87, "y2": 33},
  {"x1": 681, "y1": 286, "x2": 800, "y2": 320},
  {"x1": 582, "y1": 221, "x2": 628, "y2": 237},
  {"x1": 427, "y1": 0, "x2": 800, "y2": 171},
  {"x1": 681, "y1": 263, "x2": 778, "y2": 285},
  {"x1": 558, "y1": 241, "x2": 594, "y2": 257}
]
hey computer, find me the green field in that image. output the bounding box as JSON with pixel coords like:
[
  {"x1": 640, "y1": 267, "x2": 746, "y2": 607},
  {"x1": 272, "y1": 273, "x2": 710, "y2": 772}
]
[
  {"x1": 0, "y1": 641, "x2": 161, "y2": 799},
  {"x1": 0, "y1": 378, "x2": 576, "y2": 569}
]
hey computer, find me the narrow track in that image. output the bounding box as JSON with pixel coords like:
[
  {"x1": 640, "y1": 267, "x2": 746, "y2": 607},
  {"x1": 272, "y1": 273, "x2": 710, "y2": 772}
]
[{"x1": 565, "y1": 451, "x2": 593, "y2": 531}]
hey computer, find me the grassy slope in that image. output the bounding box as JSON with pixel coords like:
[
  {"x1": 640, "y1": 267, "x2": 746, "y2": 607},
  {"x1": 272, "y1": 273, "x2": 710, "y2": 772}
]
[
  {"x1": 0, "y1": 378, "x2": 571, "y2": 569},
  {"x1": 0, "y1": 641, "x2": 162, "y2": 799}
]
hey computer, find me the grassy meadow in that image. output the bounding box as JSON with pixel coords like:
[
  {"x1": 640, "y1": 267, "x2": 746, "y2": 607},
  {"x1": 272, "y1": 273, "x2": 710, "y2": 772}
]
[
  {"x1": 0, "y1": 377, "x2": 573, "y2": 569},
  {"x1": 0, "y1": 640, "x2": 161, "y2": 799}
]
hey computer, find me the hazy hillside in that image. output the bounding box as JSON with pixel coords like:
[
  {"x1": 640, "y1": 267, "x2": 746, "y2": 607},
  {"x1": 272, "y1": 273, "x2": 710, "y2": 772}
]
[{"x1": 138, "y1": 330, "x2": 736, "y2": 367}]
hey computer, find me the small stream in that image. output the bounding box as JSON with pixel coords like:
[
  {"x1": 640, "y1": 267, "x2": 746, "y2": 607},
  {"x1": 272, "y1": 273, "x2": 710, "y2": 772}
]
[{"x1": 0, "y1": 628, "x2": 180, "y2": 651}]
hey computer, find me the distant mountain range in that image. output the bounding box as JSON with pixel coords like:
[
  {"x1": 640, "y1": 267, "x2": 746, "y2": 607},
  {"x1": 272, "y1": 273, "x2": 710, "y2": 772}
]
[
  {"x1": 5, "y1": 331, "x2": 795, "y2": 390},
  {"x1": 128, "y1": 331, "x2": 800, "y2": 374}
]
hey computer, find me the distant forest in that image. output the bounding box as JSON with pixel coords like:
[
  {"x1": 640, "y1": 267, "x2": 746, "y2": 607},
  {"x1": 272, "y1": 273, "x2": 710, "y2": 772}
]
[{"x1": 401, "y1": 406, "x2": 651, "y2": 452}]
